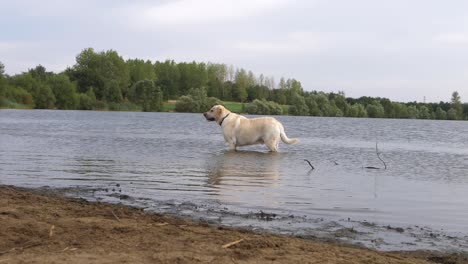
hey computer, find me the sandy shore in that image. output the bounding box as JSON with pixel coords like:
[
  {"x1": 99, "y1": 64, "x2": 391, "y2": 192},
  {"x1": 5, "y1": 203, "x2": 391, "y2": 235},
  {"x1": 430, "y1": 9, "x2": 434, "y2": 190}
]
[{"x1": 0, "y1": 186, "x2": 466, "y2": 264}]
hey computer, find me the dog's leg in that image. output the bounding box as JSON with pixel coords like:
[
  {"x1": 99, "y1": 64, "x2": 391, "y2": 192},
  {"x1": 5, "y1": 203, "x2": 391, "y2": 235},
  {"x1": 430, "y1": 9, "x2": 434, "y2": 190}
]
[
  {"x1": 265, "y1": 140, "x2": 278, "y2": 152},
  {"x1": 229, "y1": 143, "x2": 237, "y2": 151}
]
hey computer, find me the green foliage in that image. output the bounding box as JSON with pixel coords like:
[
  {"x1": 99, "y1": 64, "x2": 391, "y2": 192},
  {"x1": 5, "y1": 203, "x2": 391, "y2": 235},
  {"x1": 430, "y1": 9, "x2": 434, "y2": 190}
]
[
  {"x1": 418, "y1": 105, "x2": 431, "y2": 119},
  {"x1": 77, "y1": 88, "x2": 97, "y2": 110},
  {"x1": 127, "y1": 59, "x2": 156, "y2": 87},
  {"x1": 206, "y1": 97, "x2": 223, "y2": 109},
  {"x1": 178, "y1": 62, "x2": 208, "y2": 96},
  {"x1": 246, "y1": 99, "x2": 283, "y2": 115},
  {"x1": 0, "y1": 97, "x2": 32, "y2": 109},
  {"x1": 107, "y1": 101, "x2": 142, "y2": 112},
  {"x1": 154, "y1": 60, "x2": 180, "y2": 100},
  {"x1": 129, "y1": 80, "x2": 163, "y2": 112},
  {"x1": 233, "y1": 69, "x2": 248, "y2": 102},
  {"x1": 3, "y1": 86, "x2": 34, "y2": 106},
  {"x1": 245, "y1": 103, "x2": 257, "y2": 114},
  {"x1": 174, "y1": 87, "x2": 222, "y2": 113},
  {"x1": 289, "y1": 93, "x2": 309, "y2": 116},
  {"x1": 105, "y1": 80, "x2": 123, "y2": 103},
  {"x1": 223, "y1": 102, "x2": 244, "y2": 113},
  {"x1": 366, "y1": 102, "x2": 385, "y2": 118},
  {"x1": 407, "y1": 105, "x2": 419, "y2": 119},
  {"x1": 393, "y1": 103, "x2": 408, "y2": 118},
  {"x1": 249, "y1": 99, "x2": 270, "y2": 115},
  {"x1": 447, "y1": 108, "x2": 458, "y2": 120},
  {"x1": 48, "y1": 74, "x2": 78, "y2": 109},
  {"x1": 163, "y1": 102, "x2": 176, "y2": 112},
  {"x1": 34, "y1": 83, "x2": 56, "y2": 109},
  {"x1": 67, "y1": 48, "x2": 129, "y2": 101},
  {"x1": 1, "y1": 51, "x2": 467, "y2": 120},
  {"x1": 434, "y1": 107, "x2": 447, "y2": 120},
  {"x1": 0, "y1": 61, "x2": 6, "y2": 98},
  {"x1": 451, "y1": 91, "x2": 463, "y2": 120},
  {"x1": 175, "y1": 95, "x2": 197, "y2": 113}
]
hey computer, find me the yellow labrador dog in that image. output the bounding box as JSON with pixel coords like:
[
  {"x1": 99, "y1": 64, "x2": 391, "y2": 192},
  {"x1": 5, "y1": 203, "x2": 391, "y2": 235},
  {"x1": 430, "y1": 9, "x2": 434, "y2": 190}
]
[{"x1": 203, "y1": 105, "x2": 299, "y2": 152}]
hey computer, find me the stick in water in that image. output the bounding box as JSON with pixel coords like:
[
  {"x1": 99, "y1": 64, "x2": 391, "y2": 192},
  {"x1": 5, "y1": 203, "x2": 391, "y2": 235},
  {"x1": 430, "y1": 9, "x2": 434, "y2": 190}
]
[
  {"x1": 304, "y1": 159, "x2": 315, "y2": 170},
  {"x1": 375, "y1": 142, "x2": 387, "y2": 170}
]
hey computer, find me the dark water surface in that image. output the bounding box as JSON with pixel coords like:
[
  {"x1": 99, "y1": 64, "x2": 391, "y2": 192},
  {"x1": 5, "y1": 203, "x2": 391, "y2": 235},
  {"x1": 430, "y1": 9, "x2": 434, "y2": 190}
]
[{"x1": 1, "y1": 110, "x2": 467, "y2": 251}]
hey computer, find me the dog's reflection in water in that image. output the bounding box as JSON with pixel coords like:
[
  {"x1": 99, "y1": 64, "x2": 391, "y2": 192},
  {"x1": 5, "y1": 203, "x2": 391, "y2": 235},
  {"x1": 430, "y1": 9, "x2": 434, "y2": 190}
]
[{"x1": 206, "y1": 150, "x2": 282, "y2": 187}]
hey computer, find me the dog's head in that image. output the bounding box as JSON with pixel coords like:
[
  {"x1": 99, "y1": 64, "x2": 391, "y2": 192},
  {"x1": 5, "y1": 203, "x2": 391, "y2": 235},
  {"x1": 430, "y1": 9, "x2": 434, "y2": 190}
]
[{"x1": 203, "y1": 105, "x2": 229, "y2": 123}]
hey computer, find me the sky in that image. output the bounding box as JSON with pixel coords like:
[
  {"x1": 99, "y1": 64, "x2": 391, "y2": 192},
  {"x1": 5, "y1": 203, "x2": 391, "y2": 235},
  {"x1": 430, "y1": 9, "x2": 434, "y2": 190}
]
[{"x1": 1, "y1": 0, "x2": 468, "y2": 103}]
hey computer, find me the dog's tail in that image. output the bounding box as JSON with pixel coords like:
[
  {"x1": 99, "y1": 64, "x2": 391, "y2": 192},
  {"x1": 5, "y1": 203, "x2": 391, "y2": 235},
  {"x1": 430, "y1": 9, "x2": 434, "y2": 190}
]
[{"x1": 279, "y1": 124, "x2": 299, "y2": 145}]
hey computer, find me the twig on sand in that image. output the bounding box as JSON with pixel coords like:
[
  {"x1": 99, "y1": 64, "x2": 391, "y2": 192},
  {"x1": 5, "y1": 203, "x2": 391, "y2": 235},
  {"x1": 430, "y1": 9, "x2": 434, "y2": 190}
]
[
  {"x1": 375, "y1": 142, "x2": 387, "y2": 170},
  {"x1": 111, "y1": 210, "x2": 121, "y2": 222},
  {"x1": 49, "y1": 225, "x2": 55, "y2": 238},
  {"x1": 0, "y1": 243, "x2": 42, "y2": 256},
  {"x1": 304, "y1": 159, "x2": 315, "y2": 170},
  {"x1": 222, "y1": 238, "x2": 244, "y2": 249}
]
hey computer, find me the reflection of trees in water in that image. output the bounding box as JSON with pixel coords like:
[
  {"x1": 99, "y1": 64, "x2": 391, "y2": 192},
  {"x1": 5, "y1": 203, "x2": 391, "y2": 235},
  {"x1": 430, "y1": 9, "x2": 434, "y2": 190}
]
[{"x1": 206, "y1": 150, "x2": 282, "y2": 187}]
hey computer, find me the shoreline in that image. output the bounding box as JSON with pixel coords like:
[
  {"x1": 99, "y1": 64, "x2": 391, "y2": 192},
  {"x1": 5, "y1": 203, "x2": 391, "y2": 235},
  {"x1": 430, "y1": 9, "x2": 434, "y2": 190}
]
[{"x1": 1, "y1": 185, "x2": 466, "y2": 263}]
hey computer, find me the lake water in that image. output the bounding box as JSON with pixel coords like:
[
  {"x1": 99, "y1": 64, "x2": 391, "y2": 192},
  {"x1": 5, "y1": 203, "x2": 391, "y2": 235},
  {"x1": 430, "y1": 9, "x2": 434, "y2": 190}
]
[{"x1": 1, "y1": 110, "x2": 467, "y2": 252}]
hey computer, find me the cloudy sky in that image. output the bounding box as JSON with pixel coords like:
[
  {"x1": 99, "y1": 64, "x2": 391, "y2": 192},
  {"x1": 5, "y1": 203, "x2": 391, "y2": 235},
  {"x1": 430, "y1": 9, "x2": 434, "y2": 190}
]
[{"x1": 1, "y1": 0, "x2": 468, "y2": 102}]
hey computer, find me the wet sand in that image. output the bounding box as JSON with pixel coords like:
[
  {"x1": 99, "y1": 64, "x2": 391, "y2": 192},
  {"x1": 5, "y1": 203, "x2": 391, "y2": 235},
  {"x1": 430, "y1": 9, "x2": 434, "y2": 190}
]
[{"x1": 0, "y1": 185, "x2": 466, "y2": 264}]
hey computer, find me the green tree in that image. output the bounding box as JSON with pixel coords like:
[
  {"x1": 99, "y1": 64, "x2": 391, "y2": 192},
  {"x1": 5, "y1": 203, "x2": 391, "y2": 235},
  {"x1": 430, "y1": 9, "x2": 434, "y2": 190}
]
[
  {"x1": 289, "y1": 93, "x2": 309, "y2": 116},
  {"x1": 206, "y1": 63, "x2": 226, "y2": 99},
  {"x1": 178, "y1": 62, "x2": 208, "y2": 96},
  {"x1": 233, "y1": 69, "x2": 248, "y2": 102},
  {"x1": 48, "y1": 74, "x2": 78, "y2": 109},
  {"x1": 285, "y1": 79, "x2": 303, "y2": 105},
  {"x1": 380, "y1": 98, "x2": 395, "y2": 118},
  {"x1": 67, "y1": 48, "x2": 129, "y2": 101},
  {"x1": 366, "y1": 101, "x2": 385, "y2": 118},
  {"x1": 154, "y1": 60, "x2": 180, "y2": 99},
  {"x1": 306, "y1": 95, "x2": 321, "y2": 116},
  {"x1": 435, "y1": 107, "x2": 447, "y2": 120},
  {"x1": 315, "y1": 93, "x2": 332, "y2": 116},
  {"x1": 393, "y1": 102, "x2": 408, "y2": 118},
  {"x1": 0, "y1": 62, "x2": 6, "y2": 98},
  {"x1": 418, "y1": 105, "x2": 431, "y2": 119},
  {"x1": 407, "y1": 105, "x2": 419, "y2": 119},
  {"x1": 175, "y1": 95, "x2": 196, "y2": 112},
  {"x1": 333, "y1": 92, "x2": 349, "y2": 116},
  {"x1": 447, "y1": 108, "x2": 458, "y2": 120},
  {"x1": 34, "y1": 83, "x2": 56, "y2": 109},
  {"x1": 129, "y1": 80, "x2": 163, "y2": 112},
  {"x1": 66, "y1": 48, "x2": 102, "y2": 94},
  {"x1": 250, "y1": 99, "x2": 270, "y2": 115},
  {"x1": 451, "y1": 91, "x2": 463, "y2": 120},
  {"x1": 206, "y1": 97, "x2": 222, "y2": 110},
  {"x1": 266, "y1": 100, "x2": 283, "y2": 115},
  {"x1": 78, "y1": 88, "x2": 97, "y2": 110},
  {"x1": 127, "y1": 59, "x2": 156, "y2": 87},
  {"x1": 104, "y1": 80, "x2": 123, "y2": 103}
]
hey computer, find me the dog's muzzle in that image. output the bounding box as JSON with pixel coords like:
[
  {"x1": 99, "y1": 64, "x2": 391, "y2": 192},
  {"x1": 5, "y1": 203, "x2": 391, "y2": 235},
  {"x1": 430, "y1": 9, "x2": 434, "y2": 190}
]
[{"x1": 203, "y1": 113, "x2": 215, "y2": 121}]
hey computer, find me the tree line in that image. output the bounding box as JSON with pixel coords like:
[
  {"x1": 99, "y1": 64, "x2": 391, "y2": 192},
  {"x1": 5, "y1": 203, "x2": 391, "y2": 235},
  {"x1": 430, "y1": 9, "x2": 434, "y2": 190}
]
[{"x1": 0, "y1": 47, "x2": 466, "y2": 120}]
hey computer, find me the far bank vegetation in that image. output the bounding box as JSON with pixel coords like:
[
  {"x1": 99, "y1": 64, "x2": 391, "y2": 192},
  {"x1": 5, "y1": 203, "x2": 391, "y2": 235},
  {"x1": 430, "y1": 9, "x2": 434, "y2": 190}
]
[{"x1": 1, "y1": 48, "x2": 466, "y2": 120}]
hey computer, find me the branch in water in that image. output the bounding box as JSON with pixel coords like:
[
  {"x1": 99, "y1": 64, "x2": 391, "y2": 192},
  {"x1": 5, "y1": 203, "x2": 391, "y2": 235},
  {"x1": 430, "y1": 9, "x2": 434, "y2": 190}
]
[
  {"x1": 375, "y1": 142, "x2": 387, "y2": 170},
  {"x1": 304, "y1": 159, "x2": 315, "y2": 170}
]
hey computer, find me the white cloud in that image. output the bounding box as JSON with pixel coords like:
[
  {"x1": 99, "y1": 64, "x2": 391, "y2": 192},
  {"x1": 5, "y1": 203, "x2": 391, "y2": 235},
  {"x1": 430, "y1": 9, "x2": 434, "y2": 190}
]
[
  {"x1": 121, "y1": 0, "x2": 287, "y2": 28},
  {"x1": 0, "y1": 41, "x2": 75, "y2": 74},
  {"x1": 234, "y1": 31, "x2": 321, "y2": 55},
  {"x1": 434, "y1": 32, "x2": 468, "y2": 45}
]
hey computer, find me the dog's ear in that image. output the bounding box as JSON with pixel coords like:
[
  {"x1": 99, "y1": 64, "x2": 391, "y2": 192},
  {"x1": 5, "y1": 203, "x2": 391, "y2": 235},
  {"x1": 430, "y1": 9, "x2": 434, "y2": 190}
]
[{"x1": 216, "y1": 106, "x2": 223, "y2": 119}]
